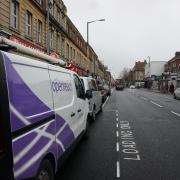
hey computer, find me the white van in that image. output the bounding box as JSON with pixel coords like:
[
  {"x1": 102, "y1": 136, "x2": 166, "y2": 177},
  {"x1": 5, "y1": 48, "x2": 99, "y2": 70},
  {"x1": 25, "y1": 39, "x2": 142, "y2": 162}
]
[
  {"x1": 0, "y1": 50, "x2": 89, "y2": 180},
  {"x1": 81, "y1": 77, "x2": 102, "y2": 121}
]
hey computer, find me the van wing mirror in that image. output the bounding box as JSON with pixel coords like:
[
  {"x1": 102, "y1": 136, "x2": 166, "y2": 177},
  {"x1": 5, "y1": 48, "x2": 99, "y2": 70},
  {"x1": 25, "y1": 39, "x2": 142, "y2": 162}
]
[{"x1": 85, "y1": 90, "x2": 93, "y2": 99}]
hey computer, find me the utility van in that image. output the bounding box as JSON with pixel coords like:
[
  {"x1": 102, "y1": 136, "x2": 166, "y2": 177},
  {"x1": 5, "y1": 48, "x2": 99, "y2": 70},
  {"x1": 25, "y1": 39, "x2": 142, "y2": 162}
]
[
  {"x1": 81, "y1": 77, "x2": 102, "y2": 121},
  {"x1": 0, "y1": 50, "x2": 89, "y2": 180}
]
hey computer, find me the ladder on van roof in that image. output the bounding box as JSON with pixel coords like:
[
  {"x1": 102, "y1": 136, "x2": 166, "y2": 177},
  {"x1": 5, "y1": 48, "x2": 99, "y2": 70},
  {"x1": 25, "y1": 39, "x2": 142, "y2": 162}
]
[{"x1": 0, "y1": 36, "x2": 66, "y2": 66}]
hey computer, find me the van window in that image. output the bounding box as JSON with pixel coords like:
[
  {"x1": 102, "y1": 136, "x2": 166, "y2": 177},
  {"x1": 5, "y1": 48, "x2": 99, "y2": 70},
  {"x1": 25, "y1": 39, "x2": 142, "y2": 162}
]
[{"x1": 74, "y1": 75, "x2": 85, "y2": 99}]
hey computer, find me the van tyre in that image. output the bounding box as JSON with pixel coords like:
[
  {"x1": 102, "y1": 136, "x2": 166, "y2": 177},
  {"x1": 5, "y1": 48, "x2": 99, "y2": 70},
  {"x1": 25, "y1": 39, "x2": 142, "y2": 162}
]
[{"x1": 36, "y1": 159, "x2": 54, "y2": 180}]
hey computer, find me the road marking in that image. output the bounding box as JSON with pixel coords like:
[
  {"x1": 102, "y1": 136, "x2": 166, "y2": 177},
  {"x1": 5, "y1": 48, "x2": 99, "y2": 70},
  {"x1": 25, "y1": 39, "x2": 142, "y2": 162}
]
[
  {"x1": 120, "y1": 121, "x2": 141, "y2": 160},
  {"x1": 116, "y1": 118, "x2": 119, "y2": 122},
  {"x1": 116, "y1": 161, "x2": 120, "y2": 178},
  {"x1": 116, "y1": 142, "x2": 119, "y2": 151},
  {"x1": 171, "y1": 111, "x2": 180, "y2": 117},
  {"x1": 150, "y1": 101, "x2": 163, "y2": 107},
  {"x1": 116, "y1": 113, "x2": 118, "y2": 117},
  {"x1": 116, "y1": 131, "x2": 119, "y2": 137},
  {"x1": 102, "y1": 96, "x2": 109, "y2": 108},
  {"x1": 116, "y1": 123, "x2": 119, "y2": 128},
  {"x1": 141, "y1": 97, "x2": 147, "y2": 100}
]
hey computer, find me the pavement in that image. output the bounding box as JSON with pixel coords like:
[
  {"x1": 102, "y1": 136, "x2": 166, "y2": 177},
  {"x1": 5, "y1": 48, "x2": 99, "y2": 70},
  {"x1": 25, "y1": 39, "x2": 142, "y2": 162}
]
[{"x1": 56, "y1": 88, "x2": 180, "y2": 180}]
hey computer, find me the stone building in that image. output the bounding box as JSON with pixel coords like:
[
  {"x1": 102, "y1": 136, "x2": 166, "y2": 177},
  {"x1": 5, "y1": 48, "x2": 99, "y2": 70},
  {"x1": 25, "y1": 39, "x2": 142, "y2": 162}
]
[
  {"x1": 0, "y1": 0, "x2": 47, "y2": 52},
  {"x1": 0, "y1": 0, "x2": 108, "y2": 78},
  {"x1": 132, "y1": 61, "x2": 145, "y2": 82}
]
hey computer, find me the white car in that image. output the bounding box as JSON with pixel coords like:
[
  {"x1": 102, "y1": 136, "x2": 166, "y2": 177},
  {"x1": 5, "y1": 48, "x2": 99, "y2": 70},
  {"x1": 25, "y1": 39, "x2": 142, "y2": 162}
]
[
  {"x1": 174, "y1": 88, "x2": 180, "y2": 99},
  {"x1": 130, "y1": 85, "x2": 135, "y2": 89},
  {"x1": 81, "y1": 77, "x2": 102, "y2": 121}
]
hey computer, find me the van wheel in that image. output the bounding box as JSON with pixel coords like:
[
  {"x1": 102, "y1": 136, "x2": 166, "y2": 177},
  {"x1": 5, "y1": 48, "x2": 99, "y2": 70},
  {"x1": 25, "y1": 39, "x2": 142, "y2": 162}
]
[{"x1": 36, "y1": 159, "x2": 54, "y2": 180}]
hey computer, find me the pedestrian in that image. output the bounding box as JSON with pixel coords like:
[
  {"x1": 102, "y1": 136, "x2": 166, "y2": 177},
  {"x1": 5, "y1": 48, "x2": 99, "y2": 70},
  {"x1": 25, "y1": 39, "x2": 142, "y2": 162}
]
[{"x1": 169, "y1": 83, "x2": 174, "y2": 94}]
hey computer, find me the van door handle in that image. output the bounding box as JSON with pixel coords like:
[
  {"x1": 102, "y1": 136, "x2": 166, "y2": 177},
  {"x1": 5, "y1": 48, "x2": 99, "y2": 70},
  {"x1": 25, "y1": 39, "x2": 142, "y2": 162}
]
[
  {"x1": 77, "y1": 109, "x2": 81, "y2": 113},
  {"x1": 71, "y1": 112, "x2": 76, "y2": 117}
]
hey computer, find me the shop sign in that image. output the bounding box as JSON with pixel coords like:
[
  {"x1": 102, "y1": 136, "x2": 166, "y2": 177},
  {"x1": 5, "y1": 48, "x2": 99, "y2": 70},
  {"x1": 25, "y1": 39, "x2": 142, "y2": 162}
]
[{"x1": 10, "y1": 34, "x2": 45, "y2": 53}]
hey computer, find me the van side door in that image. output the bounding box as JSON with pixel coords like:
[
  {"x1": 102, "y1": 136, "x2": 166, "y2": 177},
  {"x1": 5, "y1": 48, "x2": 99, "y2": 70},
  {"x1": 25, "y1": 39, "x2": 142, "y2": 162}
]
[
  {"x1": 48, "y1": 66, "x2": 76, "y2": 155},
  {"x1": 73, "y1": 75, "x2": 88, "y2": 135}
]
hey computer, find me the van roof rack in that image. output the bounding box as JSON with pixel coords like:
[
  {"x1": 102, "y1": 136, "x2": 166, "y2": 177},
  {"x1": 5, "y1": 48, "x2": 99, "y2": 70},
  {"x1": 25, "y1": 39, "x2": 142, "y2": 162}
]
[{"x1": 0, "y1": 36, "x2": 66, "y2": 66}]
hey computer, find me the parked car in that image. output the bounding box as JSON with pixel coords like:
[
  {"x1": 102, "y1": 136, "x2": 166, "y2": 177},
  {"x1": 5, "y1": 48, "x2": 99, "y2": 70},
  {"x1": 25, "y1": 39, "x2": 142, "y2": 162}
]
[
  {"x1": 81, "y1": 77, "x2": 102, "y2": 121},
  {"x1": 0, "y1": 50, "x2": 90, "y2": 180},
  {"x1": 103, "y1": 84, "x2": 111, "y2": 96},
  {"x1": 130, "y1": 85, "x2": 135, "y2": 89},
  {"x1": 174, "y1": 88, "x2": 180, "y2": 99},
  {"x1": 98, "y1": 85, "x2": 108, "y2": 103}
]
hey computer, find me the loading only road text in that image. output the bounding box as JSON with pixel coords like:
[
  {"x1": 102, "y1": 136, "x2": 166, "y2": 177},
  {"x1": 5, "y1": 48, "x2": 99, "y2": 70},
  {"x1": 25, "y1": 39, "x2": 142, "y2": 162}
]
[{"x1": 119, "y1": 121, "x2": 141, "y2": 160}]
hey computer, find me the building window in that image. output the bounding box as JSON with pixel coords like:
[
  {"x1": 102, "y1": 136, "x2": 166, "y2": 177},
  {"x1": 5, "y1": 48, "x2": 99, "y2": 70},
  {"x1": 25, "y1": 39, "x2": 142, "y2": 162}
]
[
  {"x1": 25, "y1": 11, "x2": 32, "y2": 37},
  {"x1": 50, "y1": 29, "x2": 54, "y2": 49},
  {"x1": 36, "y1": 0, "x2": 42, "y2": 5},
  {"x1": 57, "y1": 34, "x2": 62, "y2": 53},
  {"x1": 66, "y1": 44, "x2": 69, "y2": 59},
  {"x1": 10, "y1": 0, "x2": 19, "y2": 29},
  {"x1": 36, "y1": 20, "x2": 42, "y2": 43},
  {"x1": 70, "y1": 47, "x2": 72, "y2": 60},
  {"x1": 73, "y1": 49, "x2": 75, "y2": 60}
]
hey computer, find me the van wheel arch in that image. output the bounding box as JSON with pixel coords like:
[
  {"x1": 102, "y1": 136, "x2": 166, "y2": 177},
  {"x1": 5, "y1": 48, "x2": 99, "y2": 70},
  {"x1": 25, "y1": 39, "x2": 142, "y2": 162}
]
[{"x1": 36, "y1": 153, "x2": 56, "y2": 180}]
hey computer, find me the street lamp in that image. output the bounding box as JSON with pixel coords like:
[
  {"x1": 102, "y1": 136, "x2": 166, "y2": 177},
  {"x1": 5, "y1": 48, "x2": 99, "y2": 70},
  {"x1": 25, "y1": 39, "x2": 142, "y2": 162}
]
[
  {"x1": 47, "y1": 0, "x2": 53, "y2": 55},
  {"x1": 86, "y1": 19, "x2": 105, "y2": 77},
  {"x1": 147, "y1": 56, "x2": 150, "y2": 68}
]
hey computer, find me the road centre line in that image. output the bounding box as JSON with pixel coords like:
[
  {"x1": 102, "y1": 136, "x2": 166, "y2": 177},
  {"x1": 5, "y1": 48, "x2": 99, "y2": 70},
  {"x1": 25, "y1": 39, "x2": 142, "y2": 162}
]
[
  {"x1": 116, "y1": 142, "x2": 119, "y2": 152},
  {"x1": 116, "y1": 123, "x2": 119, "y2": 128},
  {"x1": 150, "y1": 101, "x2": 163, "y2": 108},
  {"x1": 116, "y1": 161, "x2": 120, "y2": 178},
  {"x1": 116, "y1": 118, "x2": 118, "y2": 122},
  {"x1": 116, "y1": 131, "x2": 119, "y2": 137},
  {"x1": 171, "y1": 111, "x2": 180, "y2": 117}
]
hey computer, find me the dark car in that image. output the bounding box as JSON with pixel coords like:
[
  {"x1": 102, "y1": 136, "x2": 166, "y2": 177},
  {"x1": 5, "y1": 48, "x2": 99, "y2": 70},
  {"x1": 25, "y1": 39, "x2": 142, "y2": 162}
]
[{"x1": 116, "y1": 85, "x2": 124, "y2": 90}]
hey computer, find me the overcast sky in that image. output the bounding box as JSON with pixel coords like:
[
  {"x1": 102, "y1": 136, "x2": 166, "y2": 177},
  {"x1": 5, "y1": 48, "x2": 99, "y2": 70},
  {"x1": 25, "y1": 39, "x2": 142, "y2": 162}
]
[{"x1": 63, "y1": 0, "x2": 180, "y2": 78}]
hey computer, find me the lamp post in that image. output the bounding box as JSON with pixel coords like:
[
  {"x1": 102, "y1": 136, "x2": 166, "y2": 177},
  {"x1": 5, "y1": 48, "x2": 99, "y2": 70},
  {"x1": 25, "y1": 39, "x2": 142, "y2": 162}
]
[
  {"x1": 46, "y1": 0, "x2": 53, "y2": 55},
  {"x1": 87, "y1": 19, "x2": 105, "y2": 77}
]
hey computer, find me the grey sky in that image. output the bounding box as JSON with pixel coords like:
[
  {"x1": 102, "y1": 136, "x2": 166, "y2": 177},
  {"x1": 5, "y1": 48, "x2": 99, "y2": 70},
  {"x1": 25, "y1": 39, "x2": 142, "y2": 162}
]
[{"x1": 63, "y1": 0, "x2": 180, "y2": 78}]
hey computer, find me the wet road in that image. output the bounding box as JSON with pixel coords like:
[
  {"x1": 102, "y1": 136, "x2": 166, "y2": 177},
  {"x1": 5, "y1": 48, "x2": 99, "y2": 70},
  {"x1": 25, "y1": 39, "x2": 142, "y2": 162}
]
[{"x1": 56, "y1": 89, "x2": 180, "y2": 180}]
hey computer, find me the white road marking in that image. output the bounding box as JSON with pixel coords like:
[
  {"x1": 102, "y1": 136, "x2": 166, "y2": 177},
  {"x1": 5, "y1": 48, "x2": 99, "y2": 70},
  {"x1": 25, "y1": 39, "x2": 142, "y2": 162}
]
[
  {"x1": 116, "y1": 131, "x2": 119, "y2": 137},
  {"x1": 102, "y1": 96, "x2": 109, "y2": 108},
  {"x1": 116, "y1": 142, "x2": 119, "y2": 151},
  {"x1": 116, "y1": 118, "x2": 119, "y2": 122},
  {"x1": 141, "y1": 97, "x2": 147, "y2": 100},
  {"x1": 116, "y1": 123, "x2": 119, "y2": 128},
  {"x1": 171, "y1": 111, "x2": 180, "y2": 117},
  {"x1": 150, "y1": 101, "x2": 163, "y2": 107},
  {"x1": 116, "y1": 161, "x2": 120, "y2": 178},
  {"x1": 116, "y1": 113, "x2": 118, "y2": 117}
]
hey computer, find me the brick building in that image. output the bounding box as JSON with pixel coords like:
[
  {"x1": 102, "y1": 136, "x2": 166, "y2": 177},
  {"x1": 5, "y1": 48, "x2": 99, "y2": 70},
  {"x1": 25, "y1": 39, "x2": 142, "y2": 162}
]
[
  {"x1": 0, "y1": 0, "x2": 111, "y2": 80},
  {"x1": 132, "y1": 61, "x2": 145, "y2": 82}
]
